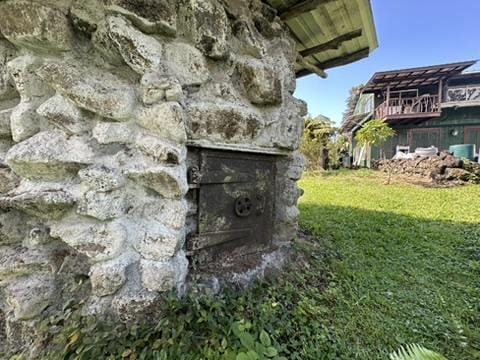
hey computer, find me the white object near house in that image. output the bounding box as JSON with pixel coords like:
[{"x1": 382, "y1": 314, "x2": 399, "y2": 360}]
[{"x1": 415, "y1": 146, "x2": 439, "y2": 157}]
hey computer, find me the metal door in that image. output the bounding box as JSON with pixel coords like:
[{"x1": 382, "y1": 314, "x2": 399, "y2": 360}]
[{"x1": 186, "y1": 149, "x2": 276, "y2": 263}]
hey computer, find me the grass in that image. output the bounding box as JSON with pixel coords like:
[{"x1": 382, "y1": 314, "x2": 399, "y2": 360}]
[
  {"x1": 298, "y1": 170, "x2": 480, "y2": 359},
  {"x1": 40, "y1": 170, "x2": 480, "y2": 359}
]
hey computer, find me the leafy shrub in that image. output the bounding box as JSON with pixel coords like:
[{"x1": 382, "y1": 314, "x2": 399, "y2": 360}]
[
  {"x1": 38, "y1": 293, "x2": 286, "y2": 360},
  {"x1": 300, "y1": 116, "x2": 350, "y2": 170},
  {"x1": 35, "y1": 242, "x2": 331, "y2": 360}
]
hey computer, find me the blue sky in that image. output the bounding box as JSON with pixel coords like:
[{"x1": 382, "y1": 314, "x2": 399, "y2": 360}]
[{"x1": 294, "y1": 0, "x2": 480, "y2": 125}]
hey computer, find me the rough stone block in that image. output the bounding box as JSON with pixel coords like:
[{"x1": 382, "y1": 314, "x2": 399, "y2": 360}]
[
  {"x1": 135, "y1": 102, "x2": 187, "y2": 144},
  {"x1": 0, "y1": 168, "x2": 19, "y2": 194},
  {"x1": 50, "y1": 217, "x2": 127, "y2": 262},
  {"x1": 93, "y1": 122, "x2": 185, "y2": 164},
  {"x1": 268, "y1": 38, "x2": 297, "y2": 94},
  {"x1": 0, "y1": 1, "x2": 74, "y2": 52},
  {"x1": 0, "y1": 210, "x2": 29, "y2": 245},
  {"x1": 7, "y1": 55, "x2": 51, "y2": 101},
  {"x1": 164, "y1": 43, "x2": 209, "y2": 86},
  {"x1": 70, "y1": 0, "x2": 106, "y2": 36},
  {"x1": 0, "y1": 40, "x2": 17, "y2": 101},
  {"x1": 79, "y1": 165, "x2": 125, "y2": 192},
  {"x1": 112, "y1": 285, "x2": 163, "y2": 323},
  {"x1": 0, "y1": 138, "x2": 13, "y2": 165},
  {"x1": 133, "y1": 221, "x2": 184, "y2": 261},
  {"x1": 9, "y1": 102, "x2": 44, "y2": 143},
  {"x1": 140, "y1": 72, "x2": 183, "y2": 105},
  {"x1": 232, "y1": 19, "x2": 265, "y2": 59},
  {"x1": 126, "y1": 163, "x2": 188, "y2": 199},
  {"x1": 105, "y1": 15, "x2": 164, "y2": 74},
  {"x1": 135, "y1": 133, "x2": 186, "y2": 164},
  {"x1": 23, "y1": 225, "x2": 54, "y2": 249},
  {"x1": 105, "y1": 0, "x2": 177, "y2": 35},
  {"x1": 139, "y1": 251, "x2": 188, "y2": 292},
  {"x1": 280, "y1": 180, "x2": 303, "y2": 207},
  {"x1": 286, "y1": 152, "x2": 305, "y2": 180},
  {"x1": 445, "y1": 167, "x2": 472, "y2": 181},
  {"x1": 272, "y1": 98, "x2": 307, "y2": 150},
  {"x1": 5, "y1": 130, "x2": 94, "y2": 181},
  {"x1": 187, "y1": 102, "x2": 263, "y2": 143},
  {"x1": 178, "y1": 0, "x2": 229, "y2": 59},
  {"x1": 93, "y1": 122, "x2": 136, "y2": 144},
  {"x1": 276, "y1": 205, "x2": 299, "y2": 225},
  {"x1": 37, "y1": 95, "x2": 91, "y2": 135},
  {"x1": 236, "y1": 59, "x2": 282, "y2": 105},
  {"x1": 7, "y1": 55, "x2": 54, "y2": 142},
  {"x1": 0, "y1": 187, "x2": 76, "y2": 220},
  {"x1": 37, "y1": 61, "x2": 136, "y2": 121},
  {"x1": 5, "y1": 275, "x2": 56, "y2": 320},
  {"x1": 77, "y1": 190, "x2": 127, "y2": 221},
  {"x1": 0, "y1": 107, "x2": 13, "y2": 138},
  {"x1": 92, "y1": 19, "x2": 125, "y2": 66},
  {"x1": 0, "y1": 246, "x2": 54, "y2": 285},
  {"x1": 89, "y1": 253, "x2": 135, "y2": 296},
  {"x1": 135, "y1": 198, "x2": 188, "y2": 230},
  {"x1": 2, "y1": 315, "x2": 39, "y2": 357}
]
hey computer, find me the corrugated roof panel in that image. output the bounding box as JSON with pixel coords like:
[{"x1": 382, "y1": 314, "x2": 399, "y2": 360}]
[{"x1": 363, "y1": 60, "x2": 477, "y2": 92}]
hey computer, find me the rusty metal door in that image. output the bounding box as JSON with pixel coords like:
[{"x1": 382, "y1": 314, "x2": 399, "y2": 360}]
[{"x1": 187, "y1": 149, "x2": 276, "y2": 263}]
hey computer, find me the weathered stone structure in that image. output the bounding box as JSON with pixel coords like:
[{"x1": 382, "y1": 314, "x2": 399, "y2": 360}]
[
  {"x1": 0, "y1": 0, "x2": 308, "y2": 354},
  {"x1": 0, "y1": 0, "x2": 380, "y2": 354}
]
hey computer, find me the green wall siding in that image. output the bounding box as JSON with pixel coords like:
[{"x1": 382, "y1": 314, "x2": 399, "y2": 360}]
[{"x1": 369, "y1": 107, "x2": 480, "y2": 159}]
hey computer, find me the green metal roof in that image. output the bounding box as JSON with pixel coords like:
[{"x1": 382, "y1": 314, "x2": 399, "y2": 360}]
[{"x1": 265, "y1": 0, "x2": 378, "y2": 78}]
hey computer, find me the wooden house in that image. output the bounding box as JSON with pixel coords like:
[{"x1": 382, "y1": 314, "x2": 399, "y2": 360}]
[{"x1": 343, "y1": 61, "x2": 480, "y2": 160}]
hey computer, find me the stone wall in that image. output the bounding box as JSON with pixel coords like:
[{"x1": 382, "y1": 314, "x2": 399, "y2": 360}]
[{"x1": 0, "y1": 0, "x2": 306, "y2": 355}]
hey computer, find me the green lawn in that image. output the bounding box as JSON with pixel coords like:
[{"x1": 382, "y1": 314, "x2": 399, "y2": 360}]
[
  {"x1": 298, "y1": 170, "x2": 480, "y2": 359},
  {"x1": 44, "y1": 170, "x2": 480, "y2": 360}
]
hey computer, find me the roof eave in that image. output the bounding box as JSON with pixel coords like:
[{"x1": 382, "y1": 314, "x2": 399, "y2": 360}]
[{"x1": 265, "y1": 0, "x2": 378, "y2": 78}]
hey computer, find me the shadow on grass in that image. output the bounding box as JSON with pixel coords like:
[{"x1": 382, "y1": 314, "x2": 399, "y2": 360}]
[{"x1": 297, "y1": 202, "x2": 480, "y2": 360}]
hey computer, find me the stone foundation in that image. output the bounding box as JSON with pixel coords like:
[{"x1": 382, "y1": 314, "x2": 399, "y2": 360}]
[{"x1": 0, "y1": 0, "x2": 305, "y2": 355}]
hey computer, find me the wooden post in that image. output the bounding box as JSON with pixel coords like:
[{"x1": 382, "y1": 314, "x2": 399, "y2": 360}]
[
  {"x1": 386, "y1": 86, "x2": 391, "y2": 117},
  {"x1": 296, "y1": 54, "x2": 328, "y2": 78},
  {"x1": 299, "y1": 29, "x2": 362, "y2": 57},
  {"x1": 438, "y1": 79, "x2": 443, "y2": 104}
]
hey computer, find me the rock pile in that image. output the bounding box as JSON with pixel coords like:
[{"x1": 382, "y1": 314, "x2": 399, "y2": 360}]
[{"x1": 375, "y1": 152, "x2": 480, "y2": 184}]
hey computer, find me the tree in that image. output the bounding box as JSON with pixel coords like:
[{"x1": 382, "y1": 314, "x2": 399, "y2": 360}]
[
  {"x1": 300, "y1": 115, "x2": 335, "y2": 170},
  {"x1": 355, "y1": 119, "x2": 396, "y2": 183},
  {"x1": 342, "y1": 84, "x2": 364, "y2": 125},
  {"x1": 328, "y1": 133, "x2": 351, "y2": 169},
  {"x1": 355, "y1": 119, "x2": 395, "y2": 159}
]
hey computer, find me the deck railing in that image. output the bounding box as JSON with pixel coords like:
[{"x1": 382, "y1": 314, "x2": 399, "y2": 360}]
[
  {"x1": 446, "y1": 85, "x2": 480, "y2": 102},
  {"x1": 375, "y1": 95, "x2": 440, "y2": 119}
]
